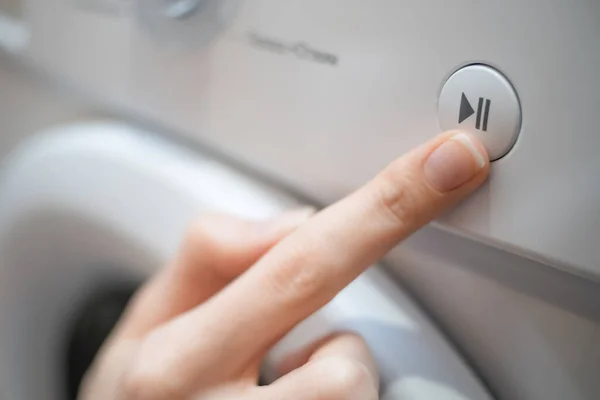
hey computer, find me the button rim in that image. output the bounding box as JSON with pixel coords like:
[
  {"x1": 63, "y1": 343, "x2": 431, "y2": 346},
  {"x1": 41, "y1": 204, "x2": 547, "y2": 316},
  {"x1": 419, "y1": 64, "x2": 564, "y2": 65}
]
[{"x1": 437, "y1": 63, "x2": 522, "y2": 161}]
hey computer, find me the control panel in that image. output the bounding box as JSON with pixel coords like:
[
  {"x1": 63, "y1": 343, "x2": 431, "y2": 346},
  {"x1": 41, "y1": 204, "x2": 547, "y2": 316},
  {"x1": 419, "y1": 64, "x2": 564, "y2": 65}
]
[{"x1": 8, "y1": 0, "x2": 600, "y2": 281}]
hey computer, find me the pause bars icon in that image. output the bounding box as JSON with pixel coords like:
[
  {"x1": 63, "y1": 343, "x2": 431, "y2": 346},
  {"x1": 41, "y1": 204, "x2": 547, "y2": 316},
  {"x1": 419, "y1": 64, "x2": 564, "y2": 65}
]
[
  {"x1": 459, "y1": 93, "x2": 492, "y2": 132},
  {"x1": 476, "y1": 97, "x2": 491, "y2": 132}
]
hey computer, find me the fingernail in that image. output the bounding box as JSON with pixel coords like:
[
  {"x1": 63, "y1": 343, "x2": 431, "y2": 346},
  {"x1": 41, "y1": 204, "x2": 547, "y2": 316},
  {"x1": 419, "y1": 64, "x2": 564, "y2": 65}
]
[
  {"x1": 424, "y1": 133, "x2": 487, "y2": 192},
  {"x1": 255, "y1": 206, "x2": 317, "y2": 234}
]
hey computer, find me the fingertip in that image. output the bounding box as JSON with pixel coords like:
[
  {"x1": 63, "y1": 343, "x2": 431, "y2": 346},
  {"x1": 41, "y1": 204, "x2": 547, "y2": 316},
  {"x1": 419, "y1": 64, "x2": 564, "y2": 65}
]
[
  {"x1": 452, "y1": 132, "x2": 489, "y2": 168},
  {"x1": 424, "y1": 131, "x2": 489, "y2": 193}
]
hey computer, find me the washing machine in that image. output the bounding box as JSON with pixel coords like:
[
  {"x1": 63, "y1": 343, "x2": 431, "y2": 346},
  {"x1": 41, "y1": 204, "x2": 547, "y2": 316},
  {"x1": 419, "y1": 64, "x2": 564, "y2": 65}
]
[{"x1": 0, "y1": 1, "x2": 599, "y2": 400}]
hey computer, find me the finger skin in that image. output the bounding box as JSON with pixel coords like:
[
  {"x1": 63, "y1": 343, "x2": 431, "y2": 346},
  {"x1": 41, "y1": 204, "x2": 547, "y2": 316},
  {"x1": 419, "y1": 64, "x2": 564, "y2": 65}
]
[
  {"x1": 111, "y1": 209, "x2": 315, "y2": 340},
  {"x1": 253, "y1": 333, "x2": 379, "y2": 400},
  {"x1": 125, "y1": 132, "x2": 489, "y2": 393},
  {"x1": 79, "y1": 210, "x2": 314, "y2": 400},
  {"x1": 205, "y1": 131, "x2": 487, "y2": 355}
]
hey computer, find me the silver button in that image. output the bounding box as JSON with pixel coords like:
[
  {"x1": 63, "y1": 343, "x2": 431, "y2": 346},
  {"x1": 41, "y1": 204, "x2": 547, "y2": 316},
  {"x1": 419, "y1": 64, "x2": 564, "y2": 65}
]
[{"x1": 438, "y1": 65, "x2": 521, "y2": 161}]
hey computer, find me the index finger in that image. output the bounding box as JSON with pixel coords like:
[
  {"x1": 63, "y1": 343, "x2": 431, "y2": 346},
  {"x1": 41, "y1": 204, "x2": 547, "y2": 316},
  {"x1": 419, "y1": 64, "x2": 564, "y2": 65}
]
[
  {"x1": 145, "y1": 131, "x2": 489, "y2": 385},
  {"x1": 213, "y1": 132, "x2": 488, "y2": 344}
]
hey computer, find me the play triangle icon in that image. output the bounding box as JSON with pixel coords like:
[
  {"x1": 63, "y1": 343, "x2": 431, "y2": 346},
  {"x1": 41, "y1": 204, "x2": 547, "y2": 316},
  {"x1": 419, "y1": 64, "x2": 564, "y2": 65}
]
[{"x1": 458, "y1": 92, "x2": 475, "y2": 124}]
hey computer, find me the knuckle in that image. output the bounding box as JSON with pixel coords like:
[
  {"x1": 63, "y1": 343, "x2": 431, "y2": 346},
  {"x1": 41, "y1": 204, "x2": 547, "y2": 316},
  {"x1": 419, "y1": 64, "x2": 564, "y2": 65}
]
[
  {"x1": 175, "y1": 215, "x2": 225, "y2": 278},
  {"x1": 121, "y1": 339, "x2": 186, "y2": 400},
  {"x1": 182, "y1": 216, "x2": 219, "y2": 258},
  {"x1": 373, "y1": 162, "x2": 426, "y2": 229},
  {"x1": 317, "y1": 357, "x2": 378, "y2": 400},
  {"x1": 122, "y1": 364, "x2": 184, "y2": 400},
  {"x1": 338, "y1": 332, "x2": 370, "y2": 351},
  {"x1": 267, "y1": 241, "x2": 331, "y2": 304}
]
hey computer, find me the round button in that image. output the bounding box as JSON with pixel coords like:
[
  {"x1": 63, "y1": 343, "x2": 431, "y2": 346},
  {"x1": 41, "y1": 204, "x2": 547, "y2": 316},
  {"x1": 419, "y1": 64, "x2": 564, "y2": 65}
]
[{"x1": 438, "y1": 65, "x2": 521, "y2": 161}]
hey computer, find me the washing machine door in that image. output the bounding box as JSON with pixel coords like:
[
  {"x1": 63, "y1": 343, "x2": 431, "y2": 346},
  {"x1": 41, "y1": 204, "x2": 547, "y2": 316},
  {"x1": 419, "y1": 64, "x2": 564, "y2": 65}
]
[{"x1": 0, "y1": 122, "x2": 492, "y2": 400}]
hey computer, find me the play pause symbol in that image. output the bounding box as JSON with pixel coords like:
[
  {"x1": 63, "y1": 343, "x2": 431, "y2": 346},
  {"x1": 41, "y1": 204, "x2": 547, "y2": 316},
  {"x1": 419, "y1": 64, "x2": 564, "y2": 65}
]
[
  {"x1": 438, "y1": 65, "x2": 522, "y2": 160},
  {"x1": 458, "y1": 93, "x2": 491, "y2": 132}
]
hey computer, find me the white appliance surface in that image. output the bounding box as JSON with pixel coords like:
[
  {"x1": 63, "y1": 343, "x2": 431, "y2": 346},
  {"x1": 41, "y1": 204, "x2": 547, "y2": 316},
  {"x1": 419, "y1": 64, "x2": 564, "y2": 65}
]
[
  {"x1": 10, "y1": 0, "x2": 600, "y2": 281},
  {"x1": 0, "y1": 1, "x2": 598, "y2": 400}
]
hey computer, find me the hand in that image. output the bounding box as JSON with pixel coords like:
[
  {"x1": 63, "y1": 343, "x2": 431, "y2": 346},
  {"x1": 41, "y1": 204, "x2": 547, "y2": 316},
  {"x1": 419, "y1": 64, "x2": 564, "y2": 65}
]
[{"x1": 79, "y1": 131, "x2": 489, "y2": 400}]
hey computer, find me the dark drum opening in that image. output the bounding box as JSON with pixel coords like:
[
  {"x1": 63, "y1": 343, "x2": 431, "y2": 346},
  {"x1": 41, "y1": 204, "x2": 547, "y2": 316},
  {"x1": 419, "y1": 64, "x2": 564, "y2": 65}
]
[{"x1": 64, "y1": 283, "x2": 140, "y2": 399}]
